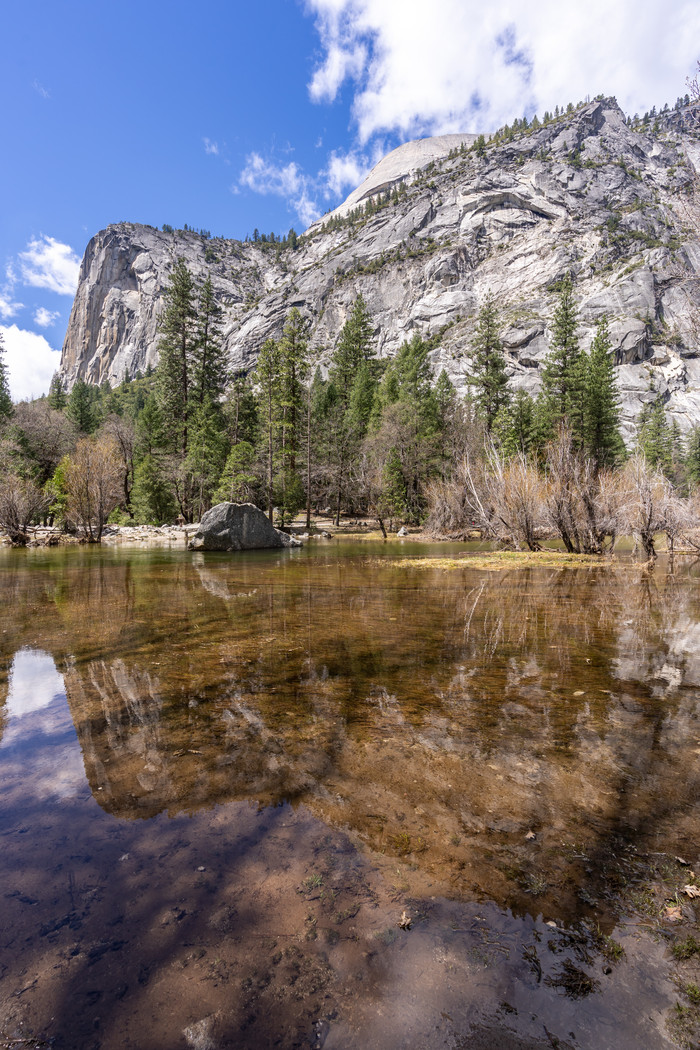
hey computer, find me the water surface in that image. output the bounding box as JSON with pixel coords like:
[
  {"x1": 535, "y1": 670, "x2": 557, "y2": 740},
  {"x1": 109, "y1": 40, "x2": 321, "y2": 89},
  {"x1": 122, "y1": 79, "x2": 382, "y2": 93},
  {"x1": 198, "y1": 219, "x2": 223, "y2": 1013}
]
[{"x1": 1, "y1": 542, "x2": 698, "y2": 1048}]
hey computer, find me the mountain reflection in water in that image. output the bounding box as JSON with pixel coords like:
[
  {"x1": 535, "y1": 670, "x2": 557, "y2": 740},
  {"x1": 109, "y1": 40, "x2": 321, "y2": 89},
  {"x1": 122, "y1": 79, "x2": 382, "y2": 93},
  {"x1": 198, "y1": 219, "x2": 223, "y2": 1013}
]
[{"x1": 2, "y1": 542, "x2": 700, "y2": 922}]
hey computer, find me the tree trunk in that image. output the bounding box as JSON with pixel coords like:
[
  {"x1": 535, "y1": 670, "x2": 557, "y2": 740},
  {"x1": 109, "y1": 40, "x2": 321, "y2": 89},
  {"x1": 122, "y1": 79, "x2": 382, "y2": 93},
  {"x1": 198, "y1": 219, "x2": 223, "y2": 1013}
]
[
  {"x1": 305, "y1": 396, "x2": 312, "y2": 529},
  {"x1": 267, "y1": 403, "x2": 274, "y2": 523}
]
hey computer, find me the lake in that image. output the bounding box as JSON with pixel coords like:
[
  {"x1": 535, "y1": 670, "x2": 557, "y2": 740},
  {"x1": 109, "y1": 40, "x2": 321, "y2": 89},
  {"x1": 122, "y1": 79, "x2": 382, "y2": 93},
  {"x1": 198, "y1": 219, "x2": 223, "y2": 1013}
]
[{"x1": 1, "y1": 540, "x2": 699, "y2": 1049}]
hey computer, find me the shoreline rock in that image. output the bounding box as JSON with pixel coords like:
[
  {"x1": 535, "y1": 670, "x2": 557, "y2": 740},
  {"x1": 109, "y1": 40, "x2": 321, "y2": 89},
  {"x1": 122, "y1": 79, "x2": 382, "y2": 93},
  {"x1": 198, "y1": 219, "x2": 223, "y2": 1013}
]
[{"x1": 187, "y1": 502, "x2": 303, "y2": 552}]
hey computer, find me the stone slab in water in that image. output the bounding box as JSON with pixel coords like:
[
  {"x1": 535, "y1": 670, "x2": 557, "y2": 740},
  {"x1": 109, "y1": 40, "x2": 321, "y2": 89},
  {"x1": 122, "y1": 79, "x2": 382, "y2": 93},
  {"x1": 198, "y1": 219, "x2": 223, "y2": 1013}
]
[{"x1": 188, "y1": 502, "x2": 302, "y2": 551}]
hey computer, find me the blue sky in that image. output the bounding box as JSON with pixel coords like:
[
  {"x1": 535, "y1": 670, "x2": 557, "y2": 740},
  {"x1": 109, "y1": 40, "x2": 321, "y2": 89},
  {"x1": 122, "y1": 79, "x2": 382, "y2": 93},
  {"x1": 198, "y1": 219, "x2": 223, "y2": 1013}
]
[{"x1": 2, "y1": 0, "x2": 699, "y2": 400}]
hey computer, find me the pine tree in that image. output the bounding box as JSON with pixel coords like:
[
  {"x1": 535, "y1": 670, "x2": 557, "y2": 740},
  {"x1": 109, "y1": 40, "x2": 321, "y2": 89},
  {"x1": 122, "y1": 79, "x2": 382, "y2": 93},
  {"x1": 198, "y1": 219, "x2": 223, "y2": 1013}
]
[
  {"x1": 669, "y1": 417, "x2": 686, "y2": 491},
  {"x1": 686, "y1": 425, "x2": 700, "y2": 487},
  {"x1": 0, "y1": 331, "x2": 13, "y2": 423},
  {"x1": 184, "y1": 396, "x2": 228, "y2": 520},
  {"x1": 637, "y1": 395, "x2": 673, "y2": 474},
  {"x1": 371, "y1": 335, "x2": 444, "y2": 522},
  {"x1": 469, "y1": 296, "x2": 510, "y2": 432},
  {"x1": 215, "y1": 441, "x2": 257, "y2": 504},
  {"x1": 47, "y1": 372, "x2": 68, "y2": 411},
  {"x1": 225, "y1": 371, "x2": 258, "y2": 447},
  {"x1": 66, "y1": 378, "x2": 99, "y2": 434},
  {"x1": 540, "y1": 272, "x2": 583, "y2": 441},
  {"x1": 135, "y1": 393, "x2": 167, "y2": 458},
  {"x1": 434, "y1": 369, "x2": 459, "y2": 474},
  {"x1": 191, "y1": 275, "x2": 227, "y2": 406},
  {"x1": 346, "y1": 361, "x2": 377, "y2": 437},
  {"x1": 156, "y1": 257, "x2": 197, "y2": 454},
  {"x1": 332, "y1": 295, "x2": 374, "y2": 401},
  {"x1": 381, "y1": 446, "x2": 407, "y2": 524},
  {"x1": 377, "y1": 333, "x2": 436, "y2": 417},
  {"x1": 130, "y1": 454, "x2": 176, "y2": 523},
  {"x1": 318, "y1": 296, "x2": 378, "y2": 524},
  {"x1": 276, "y1": 308, "x2": 309, "y2": 523},
  {"x1": 583, "y1": 316, "x2": 625, "y2": 468},
  {"x1": 254, "y1": 337, "x2": 281, "y2": 522},
  {"x1": 494, "y1": 389, "x2": 535, "y2": 456}
]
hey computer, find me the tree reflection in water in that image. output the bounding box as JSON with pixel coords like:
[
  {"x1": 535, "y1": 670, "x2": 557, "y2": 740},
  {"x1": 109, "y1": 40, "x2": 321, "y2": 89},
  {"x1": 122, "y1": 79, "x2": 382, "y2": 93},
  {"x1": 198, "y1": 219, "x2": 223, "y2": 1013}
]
[{"x1": 2, "y1": 544, "x2": 699, "y2": 922}]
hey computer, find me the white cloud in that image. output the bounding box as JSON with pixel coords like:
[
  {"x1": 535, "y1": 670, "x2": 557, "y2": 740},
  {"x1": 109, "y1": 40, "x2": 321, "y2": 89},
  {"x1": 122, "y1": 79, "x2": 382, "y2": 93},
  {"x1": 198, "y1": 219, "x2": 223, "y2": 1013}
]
[
  {"x1": 203, "y1": 137, "x2": 220, "y2": 155},
  {"x1": 323, "y1": 149, "x2": 372, "y2": 198},
  {"x1": 294, "y1": 190, "x2": 323, "y2": 228},
  {"x1": 34, "y1": 307, "x2": 61, "y2": 328},
  {"x1": 239, "y1": 153, "x2": 322, "y2": 226},
  {"x1": 0, "y1": 294, "x2": 21, "y2": 320},
  {"x1": 32, "y1": 79, "x2": 50, "y2": 99},
  {"x1": 309, "y1": 35, "x2": 367, "y2": 103},
  {"x1": 19, "y1": 236, "x2": 81, "y2": 296},
  {"x1": 243, "y1": 3, "x2": 700, "y2": 228},
  {"x1": 240, "y1": 153, "x2": 305, "y2": 197},
  {"x1": 239, "y1": 145, "x2": 380, "y2": 226},
  {"x1": 1, "y1": 324, "x2": 61, "y2": 401},
  {"x1": 0, "y1": 265, "x2": 23, "y2": 320},
  {"x1": 305, "y1": 0, "x2": 700, "y2": 141}
]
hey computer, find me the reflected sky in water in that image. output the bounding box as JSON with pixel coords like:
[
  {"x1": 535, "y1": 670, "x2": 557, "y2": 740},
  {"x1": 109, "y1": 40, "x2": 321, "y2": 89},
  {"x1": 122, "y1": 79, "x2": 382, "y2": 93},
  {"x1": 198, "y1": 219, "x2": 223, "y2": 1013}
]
[{"x1": 1, "y1": 647, "x2": 86, "y2": 800}]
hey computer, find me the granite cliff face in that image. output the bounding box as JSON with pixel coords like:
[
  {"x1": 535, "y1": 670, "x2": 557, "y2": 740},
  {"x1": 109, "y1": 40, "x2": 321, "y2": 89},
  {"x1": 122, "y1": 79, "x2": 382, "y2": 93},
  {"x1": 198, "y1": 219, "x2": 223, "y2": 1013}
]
[{"x1": 61, "y1": 98, "x2": 700, "y2": 437}]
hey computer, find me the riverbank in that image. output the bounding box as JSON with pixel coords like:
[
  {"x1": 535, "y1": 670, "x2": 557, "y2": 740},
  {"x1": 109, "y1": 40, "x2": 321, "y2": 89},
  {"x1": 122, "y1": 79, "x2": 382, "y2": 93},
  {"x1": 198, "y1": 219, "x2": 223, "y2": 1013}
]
[
  {"x1": 2, "y1": 520, "x2": 689, "y2": 566},
  {"x1": 0, "y1": 516, "x2": 407, "y2": 548}
]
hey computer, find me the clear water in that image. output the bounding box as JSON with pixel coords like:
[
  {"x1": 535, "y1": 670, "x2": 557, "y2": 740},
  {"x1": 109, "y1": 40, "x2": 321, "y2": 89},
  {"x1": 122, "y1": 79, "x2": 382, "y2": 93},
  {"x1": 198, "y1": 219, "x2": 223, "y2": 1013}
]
[{"x1": 1, "y1": 542, "x2": 697, "y2": 1048}]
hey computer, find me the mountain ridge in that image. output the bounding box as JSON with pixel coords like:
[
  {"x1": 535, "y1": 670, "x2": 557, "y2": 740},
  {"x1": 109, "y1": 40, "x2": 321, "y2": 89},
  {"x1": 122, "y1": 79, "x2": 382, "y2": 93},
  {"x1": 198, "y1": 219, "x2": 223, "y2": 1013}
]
[{"x1": 60, "y1": 97, "x2": 700, "y2": 440}]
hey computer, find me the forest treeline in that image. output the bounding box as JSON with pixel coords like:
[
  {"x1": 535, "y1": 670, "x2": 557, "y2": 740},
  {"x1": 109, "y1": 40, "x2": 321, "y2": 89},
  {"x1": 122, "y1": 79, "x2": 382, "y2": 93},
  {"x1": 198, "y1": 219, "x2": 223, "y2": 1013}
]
[{"x1": 0, "y1": 258, "x2": 699, "y2": 557}]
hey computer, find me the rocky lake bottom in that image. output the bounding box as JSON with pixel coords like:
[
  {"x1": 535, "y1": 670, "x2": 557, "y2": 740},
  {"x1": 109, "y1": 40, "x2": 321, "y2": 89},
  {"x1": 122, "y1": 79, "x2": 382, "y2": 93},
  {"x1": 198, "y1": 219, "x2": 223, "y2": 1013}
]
[{"x1": 1, "y1": 540, "x2": 700, "y2": 1049}]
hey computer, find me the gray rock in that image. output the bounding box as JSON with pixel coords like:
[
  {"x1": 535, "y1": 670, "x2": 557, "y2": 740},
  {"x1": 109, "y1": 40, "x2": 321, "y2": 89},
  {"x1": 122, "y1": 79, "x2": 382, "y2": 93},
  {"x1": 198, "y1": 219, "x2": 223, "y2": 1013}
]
[
  {"x1": 188, "y1": 503, "x2": 302, "y2": 552},
  {"x1": 311, "y1": 133, "x2": 480, "y2": 225},
  {"x1": 61, "y1": 97, "x2": 700, "y2": 435}
]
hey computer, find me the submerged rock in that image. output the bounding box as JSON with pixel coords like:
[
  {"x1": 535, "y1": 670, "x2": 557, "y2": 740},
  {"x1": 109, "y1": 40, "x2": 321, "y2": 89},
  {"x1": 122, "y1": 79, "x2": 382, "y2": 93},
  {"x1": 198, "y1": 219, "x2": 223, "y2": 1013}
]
[{"x1": 188, "y1": 502, "x2": 302, "y2": 552}]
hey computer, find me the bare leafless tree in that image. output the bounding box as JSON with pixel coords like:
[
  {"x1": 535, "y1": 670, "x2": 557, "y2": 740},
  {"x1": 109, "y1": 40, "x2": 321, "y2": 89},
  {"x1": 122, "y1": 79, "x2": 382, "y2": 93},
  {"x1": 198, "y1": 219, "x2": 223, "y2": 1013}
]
[
  {"x1": 544, "y1": 429, "x2": 621, "y2": 553},
  {"x1": 454, "y1": 443, "x2": 548, "y2": 551},
  {"x1": 662, "y1": 488, "x2": 696, "y2": 554},
  {"x1": 424, "y1": 471, "x2": 477, "y2": 539},
  {"x1": 102, "y1": 414, "x2": 135, "y2": 511},
  {"x1": 0, "y1": 473, "x2": 49, "y2": 545},
  {"x1": 619, "y1": 454, "x2": 673, "y2": 561},
  {"x1": 10, "y1": 400, "x2": 78, "y2": 484},
  {"x1": 354, "y1": 444, "x2": 391, "y2": 537},
  {"x1": 65, "y1": 434, "x2": 123, "y2": 541}
]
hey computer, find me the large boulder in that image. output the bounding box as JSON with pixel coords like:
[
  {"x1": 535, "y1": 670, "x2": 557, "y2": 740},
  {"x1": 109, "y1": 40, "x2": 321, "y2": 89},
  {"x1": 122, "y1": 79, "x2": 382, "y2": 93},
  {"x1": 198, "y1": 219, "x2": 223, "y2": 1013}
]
[{"x1": 188, "y1": 503, "x2": 302, "y2": 552}]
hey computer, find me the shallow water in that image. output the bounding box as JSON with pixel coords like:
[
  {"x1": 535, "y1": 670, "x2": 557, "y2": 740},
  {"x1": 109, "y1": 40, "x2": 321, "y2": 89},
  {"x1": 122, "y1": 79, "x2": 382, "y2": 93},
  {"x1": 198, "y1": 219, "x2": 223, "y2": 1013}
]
[{"x1": 1, "y1": 541, "x2": 699, "y2": 1048}]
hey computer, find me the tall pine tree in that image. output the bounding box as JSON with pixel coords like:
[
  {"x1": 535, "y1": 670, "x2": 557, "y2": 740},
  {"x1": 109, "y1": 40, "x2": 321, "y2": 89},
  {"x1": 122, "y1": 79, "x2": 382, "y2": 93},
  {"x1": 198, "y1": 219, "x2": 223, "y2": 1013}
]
[
  {"x1": 320, "y1": 295, "x2": 377, "y2": 524},
  {"x1": 156, "y1": 257, "x2": 197, "y2": 454},
  {"x1": 47, "y1": 372, "x2": 67, "y2": 411},
  {"x1": 332, "y1": 294, "x2": 374, "y2": 399},
  {"x1": 66, "y1": 378, "x2": 99, "y2": 434},
  {"x1": 540, "y1": 272, "x2": 583, "y2": 442},
  {"x1": 637, "y1": 394, "x2": 673, "y2": 474},
  {"x1": 469, "y1": 295, "x2": 510, "y2": 432},
  {"x1": 254, "y1": 337, "x2": 281, "y2": 522},
  {"x1": 276, "y1": 308, "x2": 309, "y2": 523},
  {"x1": 583, "y1": 316, "x2": 625, "y2": 468},
  {"x1": 191, "y1": 275, "x2": 227, "y2": 406}
]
